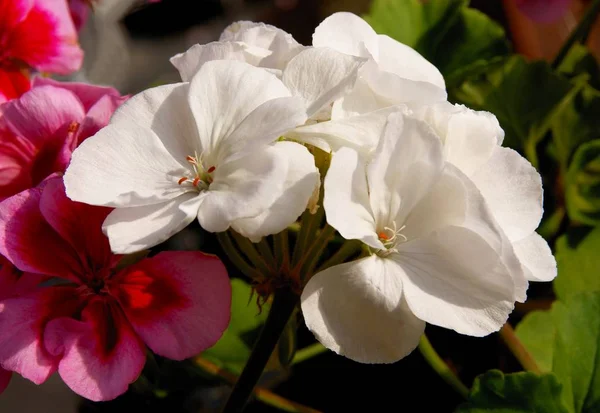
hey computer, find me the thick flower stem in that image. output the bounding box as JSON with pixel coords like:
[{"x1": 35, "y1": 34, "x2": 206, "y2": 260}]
[
  {"x1": 291, "y1": 343, "x2": 327, "y2": 365},
  {"x1": 551, "y1": 0, "x2": 600, "y2": 69},
  {"x1": 418, "y1": 335, "x2": 469, "y2": 399},
  {"x1": 499, "y1": 323, "x2": 541, "y2": 374},
  {"x1": 222, "y1": 287, "x2": 299, "y2": 413}
]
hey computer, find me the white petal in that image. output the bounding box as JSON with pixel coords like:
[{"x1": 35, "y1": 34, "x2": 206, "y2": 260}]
[
  {"x1": 219, "y1": 21, "x2": 304, "y2": 70},
  {"x1": 170, "y1": 42, "x2": 249, "y2": 82},
  {"x1": 396, "y1": 226, "x2": 515, "y2": 336},
  {"x1": 282, "y1": 47, "x2": 365, "y2": 118},
  {"x1": 361, "y1": 59, "x2": 447, "y2": 105},
  {"x1": 197, "y1": 145, "x2": 287, "y2": 233},
  {"x1": 330, "y1": 71, "x2": 391, "y2": 119},
  {"x1": 368, "y1": 111, "x2": 444, "y2": 227},
  {"x1": 444, "y1": 163, "x2": 529, "y2": 303},
  {"x1": 110, "y1": 82, "x2": 201, "y2": 162},
  {"x1": 312, "y1": 12, "x2": 378, "y2": 59},
  {"x1": 403, "y1": 165, "x2": 467, "y2": 241},
  {"x1": 231, "y1": 142, "x2": 319, "y2": 241},
  {"x1": 65, "y1": 123, "x2": 188, "y2": 208},
  {"x1": 376, "y1": 35, "x2": 445, "y2": 91},
  {"x1": 323, "y1": 147, "x2": 382, "y2": 250},
  {"x1": 301, "y1": 255, "x2": 425, "y2": 363},
  {"x1": 414, "y1": 102, "x2": 503, "y2": 176},
  {"x1": 513, "y1": 232, "x2": 557, "y2": 282},
  {"x1": 470, "y1": 147, "x2": 543, "y2": 242},
  {"x1": 187, "y1": 60, "x2": 292, "y2": 160},
  {"x1": 103, "y1": 193, "x2": 203, "y2": 254},
  {"x1": 217, "y1": 96, "x2": 307, "y2": 165},
  {"x1": 286, "y1": 106, "x2": 399, "y2": 156}
]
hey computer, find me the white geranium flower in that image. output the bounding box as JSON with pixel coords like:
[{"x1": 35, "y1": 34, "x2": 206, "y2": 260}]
[
  {"x1": 288, "y1": 103, "x2": 556, "y2": 294},
  {"x1": 64, "y1": 60, "x2": 318, "y2": 253},
  {"x1": 171, "y1": 22, "x2": 365, "y2": 122},
  {"x1": 312, "y1": 12, "x2": 447, "y2": 118},
  {"x1": 414, "y1": 102, "x2": 557, "y2": 288},
  {"x1": 301, "y1": 111, "x2": 518, "y2": 364}
]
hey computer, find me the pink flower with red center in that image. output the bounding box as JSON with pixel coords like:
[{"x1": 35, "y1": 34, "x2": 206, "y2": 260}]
[
  {"x1": 0, "y1": 0, "x2": 84, "y2": 103},
  {"x1": 515, "y1": 0, "x2": 572, "y2": 23},
  {"x1": 0, "y1": 255, "x2": 46, "y2": 394},
  {"x1": 0, "y1": 177, "x2": 231, "y2": 401},
  {"x1": 0, "y1": 77, "x2": 127, "y2": 200}
]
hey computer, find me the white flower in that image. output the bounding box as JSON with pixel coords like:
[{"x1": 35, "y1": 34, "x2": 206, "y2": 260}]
[
  {"x1": 313, "y1": 12, "x2": 447, "y2": 118},
  {"x1": 414, "y1": 102, "x2": 557, "y2": 292},
  {"x1": 301, "y1": 111, "x2": 518, "y2": 363},
  {"x1": 171, "y1": 20, "x2": 366, "y2": 122},
  {"x1": 64, "y1": 60, "x2": 319, "y2": 253}
]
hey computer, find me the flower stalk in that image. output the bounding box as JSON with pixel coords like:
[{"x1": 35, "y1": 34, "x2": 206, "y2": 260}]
[
  {"x1": 499, "y1": 323, "x2": 541, "y2": 374},
  {"x1": 222, "y1": 286, "x2": 299, "y2": 413},
  {"x1": 418, "y1": 335, "x2": 469, "y2": 399}
]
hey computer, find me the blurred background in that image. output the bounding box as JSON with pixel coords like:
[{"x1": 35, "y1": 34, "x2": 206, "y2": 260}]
[{"x1": 1, "y1": 0, "x2": 598, "y2": 411}]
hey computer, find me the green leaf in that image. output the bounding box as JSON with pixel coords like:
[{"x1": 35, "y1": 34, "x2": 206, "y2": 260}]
[
  {"x1": 451, "y1": 56, "x2": 580, "y2": 157},
  {"x1": 455, "y1": 370, "x2": 568, "y2": 413},
  {"x1": 557, "y1": 44, "x2": 600, "y2": 89},
  {"x1": 363, "y1": 0, "x2": 509, "y2": 86},
  {"x1": 551, "y1": 85, "x2": 600, "y2": 168},
  {"x1": 565, "y1": 141, "x2": 600, "y2": 225},
  {"x1": 554, "y1": 227, "x2": 600, "y2": 299},
  {"x1": 515, "y1": 292, "x2": 600, "y2": 412},
  {"x1": 201, "y1": 279, "x2": 270, "y2": 374}
]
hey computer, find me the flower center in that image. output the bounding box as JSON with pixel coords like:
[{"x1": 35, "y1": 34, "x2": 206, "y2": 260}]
[
  {"x1": 177, "y1": 153, "x2": 216, "y2": 191},
  {"x1": 377, "y1": 221, "x2": 407, "y2": 253}
]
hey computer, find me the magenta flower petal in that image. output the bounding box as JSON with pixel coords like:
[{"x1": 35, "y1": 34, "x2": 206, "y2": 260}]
[
  {"x1": 111, "y1": 251, "x2": 231, "y2": 360},
  {"x1": 44, "y1": 298, "x2": 146, "y2": 402},
  {"x1": 0, "y1": 368, "x2": 11, "y2": 394},
  {"x1": 68, "y1": 0, "x2": 90, "y2": 32},
  {"x1": 39, "y1": 178, "x2": 113, "y2": 270},
  {"x1": 516, "y1": 0, "x2": 572, "y2": 23},
  {"x1": 1, "y1": 85, "x2": 85, "y2": 143},
  {"x1": 0, "y1": 68, "x2": 30, "y2": 104},
  {"x1": 1, "y1": 0, "x2": 83, "y2": 74},
  {"x1": 0, "y1": 184, "x2": 84, "y2": 280},
  {"x1": 0, "y1": 287, "x2": 79, "y2": 384}
]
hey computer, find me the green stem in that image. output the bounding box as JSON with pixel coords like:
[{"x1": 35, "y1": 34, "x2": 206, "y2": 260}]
[
  {"x1": 257, "y1": 238, "x2": 276, "y2": 269},
  {"x1": 222, "y1": 287, "x2": 299, "y2": 413},
  {"x1": 196, "y1": 357, "x2": 321, "y2": 413},
  {"x1": 551, "y1": 0, "x2": 600, "y2": 69},
  {"x1": 230, "y1": 231, "x2": 273, "y2": 276},
  {"x1": 217, "y1": 232, "x2": 261, "y2": 280},
  {"x1": 418, "y1": 335, "x2": 469, "y2": 399},
  {"x1": 291, "y1": 343, "x2": 327, "y2": 365},
  {"x1": 291, "y1": 209, "x2": 323, "y2": 267},
  {"x1": 499, "y1": 323, "x2": 541, "y2": 374},
  {"x1": 273, "y1": 230, "x2": 290, "y2": 271},
  {"x1": 316, "y1": 240, "x2": 362, "y2": 273},
  {"x1": 299, "y1": 225, "x2": 336, "y2": 277}
]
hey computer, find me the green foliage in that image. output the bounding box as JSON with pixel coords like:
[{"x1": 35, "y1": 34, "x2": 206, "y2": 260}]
[
  {"x1": 455, "y1": 370, "x2": 568, "y2": 413},
  {"x1": 363, "y1": 0, "x2": 509, "y2": 86},
  {"x1": 516, "y1": 292, "x2": 600, "y2": 412},
  {"x1": 554, "y1": 227, "x2": 600, "y2": 299},
  {"x1": 201, "y1": 279, "x2": 270, "y2": 374},
  {"x1": 564, "y1": 141, "x2": 600, "y2": 225},
  {"x1": 452, "y1": 55, "x2": 580, "y2": 155},
  {"x1": 557, "y1": 44, "x2": 600, "y2": 89}
]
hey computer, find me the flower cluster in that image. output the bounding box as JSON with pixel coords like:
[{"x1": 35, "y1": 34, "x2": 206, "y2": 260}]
[{"x1": 0, "y1": 6, "x2": 557, "y2": 405}]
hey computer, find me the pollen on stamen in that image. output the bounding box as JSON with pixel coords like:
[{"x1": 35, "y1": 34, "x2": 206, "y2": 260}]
[
  {"x1": 207, "y1": 166, "x2": 216, "y2": 173},
  {"x1": 378, "y1": 232, "x2": 389, "y2": 240},
  {"x1": 186, "y1": 155, "x2": 197, "y2": 165},
  {"x1": 192, "y1": 177, "x2": 200, "y2": 187},
  {"x1": 178, "y1": 177, "x2": 188, "y2": 185},
  {"x1": 68, "y1": 121, "x2": 80, "y2": 134}
]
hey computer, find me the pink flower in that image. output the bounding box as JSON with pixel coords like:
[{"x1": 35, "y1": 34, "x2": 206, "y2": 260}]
[
  {"x1": 0, "y1": 0, "x2": 84, "y2": 102},
  {"x1": 0, "y1": 177, "x2": 231, "y2": 401},
  {"x1": 0, "y1": 66, "x2": 30, "y2": 103},
  {"x1": 69, "y1": 0, "x2": 94, "y2": 32},
  {"x1": 0, "y1": 78, "x2": 127, "y2": 200},
  {"x1": 0, "y1": 254, "x2": 46, "y2": 394},
  {"x1": 516, "y1": 0, "x2": 572, "y2": 23}
]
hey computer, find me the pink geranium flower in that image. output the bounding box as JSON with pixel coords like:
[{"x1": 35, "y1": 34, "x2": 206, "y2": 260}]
[
  {"x1": 0, "y1": 77, "x2": 127, "y2": 200},
  {"x1": 516, "y1": 0, "x2": 572, "y2": 23},
  {"x1": 0, "y1": 177, "x2": 231, "y2": 401},
  {"x1": 0, "y1": 0, "x2": 84, "y2": 103},
  {"x1": 69, "y1": 0, "x2": 94, "y2": 31},
  {"x1": 0, "y1": 255, "x2": 45, "y2": 394}
]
